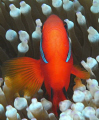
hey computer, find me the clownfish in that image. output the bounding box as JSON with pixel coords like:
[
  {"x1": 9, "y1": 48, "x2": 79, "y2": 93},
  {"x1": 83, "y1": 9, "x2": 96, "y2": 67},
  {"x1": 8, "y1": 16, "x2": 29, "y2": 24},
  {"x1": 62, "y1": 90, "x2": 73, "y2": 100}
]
[{"x1": 3, "y1": 15, "x2": 90, "y2": 115}]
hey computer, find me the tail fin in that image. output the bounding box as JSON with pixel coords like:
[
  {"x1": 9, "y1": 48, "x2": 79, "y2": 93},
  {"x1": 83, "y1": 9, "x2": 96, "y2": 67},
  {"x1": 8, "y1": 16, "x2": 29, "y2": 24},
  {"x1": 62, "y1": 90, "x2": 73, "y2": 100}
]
[
  {"x1": 2, "y1": 57, "x2": 44, "y2": 96},
  {"x1": 71, "y1": 65, "x2": 90, "y2": 79}
]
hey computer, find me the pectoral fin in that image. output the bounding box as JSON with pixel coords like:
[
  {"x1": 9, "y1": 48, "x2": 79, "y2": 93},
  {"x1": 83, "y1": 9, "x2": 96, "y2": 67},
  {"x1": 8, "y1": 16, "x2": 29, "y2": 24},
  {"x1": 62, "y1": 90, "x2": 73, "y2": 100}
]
[
  {"x1": 71, "y1": 65, "x2": 90, "y2": 79},
  {"x1": 2, "y1": 57, "x2": 44, "y2": 96}
]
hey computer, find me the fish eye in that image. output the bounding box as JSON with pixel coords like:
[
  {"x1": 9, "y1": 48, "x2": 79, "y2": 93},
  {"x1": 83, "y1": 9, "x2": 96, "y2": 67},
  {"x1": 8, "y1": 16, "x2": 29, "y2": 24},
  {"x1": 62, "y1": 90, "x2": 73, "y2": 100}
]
[
  {"x1": 63, "y1": 22, "x2": 69, "y2": 37},
  {"x1": 63, "y1": 22, "x2": 68, "y2": 31},
  {"x1": 41, "y1": 24, "x2": 44, "y2": 32},
  {"x1": 41, "y1": 25, "x2": 43, "y2": 31}
]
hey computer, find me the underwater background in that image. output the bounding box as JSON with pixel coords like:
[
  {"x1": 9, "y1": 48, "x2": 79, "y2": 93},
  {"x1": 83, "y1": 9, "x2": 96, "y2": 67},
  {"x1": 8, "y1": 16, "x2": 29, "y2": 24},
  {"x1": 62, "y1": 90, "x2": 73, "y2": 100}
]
[{"x1": 0, "y1": 0, "x2": 99, "y2": 119}]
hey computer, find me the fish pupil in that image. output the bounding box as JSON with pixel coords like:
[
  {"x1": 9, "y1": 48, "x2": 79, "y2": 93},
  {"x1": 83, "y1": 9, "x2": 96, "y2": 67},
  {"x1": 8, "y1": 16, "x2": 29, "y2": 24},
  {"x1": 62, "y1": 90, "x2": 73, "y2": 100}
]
[
  {"x1": 41, "y1": 23, "x2": 44, "y2": 32},
  {"x1": 63, "y1": 22, "x2": 68, "y2": 31}
]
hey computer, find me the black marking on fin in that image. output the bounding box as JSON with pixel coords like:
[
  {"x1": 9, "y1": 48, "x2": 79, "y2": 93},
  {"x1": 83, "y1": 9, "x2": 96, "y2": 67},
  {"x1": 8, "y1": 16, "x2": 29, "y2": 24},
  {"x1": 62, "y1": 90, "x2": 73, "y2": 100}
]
[
  {"x1": 51, "y1": 87, "x2": 53, "y2": 100},
  {"x1": 62, "y1": 87, "x2": 68, "y2": 99},
  {"x1": 57, "y1": 108, "x2": 61, "y2": 117}
]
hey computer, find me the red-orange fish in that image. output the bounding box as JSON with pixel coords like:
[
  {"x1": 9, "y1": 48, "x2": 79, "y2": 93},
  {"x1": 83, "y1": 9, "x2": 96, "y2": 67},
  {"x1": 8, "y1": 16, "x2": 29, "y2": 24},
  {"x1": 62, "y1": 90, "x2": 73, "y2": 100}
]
[{"x1": 3, "y1": 15, "x2": 90, "y2": 115}]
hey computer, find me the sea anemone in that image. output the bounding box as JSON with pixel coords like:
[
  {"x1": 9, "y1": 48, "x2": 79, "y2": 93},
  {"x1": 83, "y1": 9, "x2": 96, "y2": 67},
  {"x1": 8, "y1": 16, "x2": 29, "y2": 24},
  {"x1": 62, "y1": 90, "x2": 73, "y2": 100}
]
[
  {"x1": 59, "y1": 77, "x2": 99, "y2": 120},
  {"x1": 0, "y1": 0, "x2": 99, "y2": 119}
]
